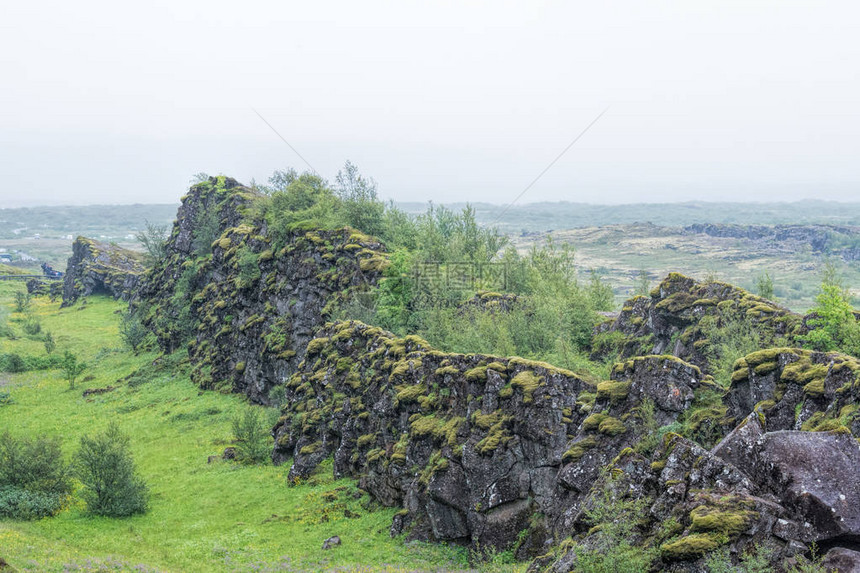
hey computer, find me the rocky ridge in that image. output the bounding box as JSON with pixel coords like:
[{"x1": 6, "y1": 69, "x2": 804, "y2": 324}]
[
  {"x1": 593, "y1": 272, "x2": 802, "y2": 374},
  {"x1": 61, "y1": 236, "x2": 146, "y2": 307},
  {"x1": 134, "y1": 176, "x2": 388, "y2": 403},
  {"x1": 130, "y1": 178, "x2": 860, "y2": 571}
]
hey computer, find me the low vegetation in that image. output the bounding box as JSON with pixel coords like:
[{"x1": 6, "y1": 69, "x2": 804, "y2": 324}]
[{"x1": 0, "y1": 283, "x2": 483, "y2": 572}]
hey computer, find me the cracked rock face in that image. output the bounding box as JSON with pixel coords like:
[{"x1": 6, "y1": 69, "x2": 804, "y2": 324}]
[
  {"x1": 717, "y1": 417, "x2": 860, "y2": 543},
  {"x1": 593, "y1": 272, "x2": 801, "y2": 374},
  {"x1": 61, "y1": 237, "x2": 145, "y2": 307},
  {"x1": 134, "y1": 177, "x2": 387, "y2": 404},
  {"x1": 131, "y1": 178, "x2": 860, "y2": 570}
]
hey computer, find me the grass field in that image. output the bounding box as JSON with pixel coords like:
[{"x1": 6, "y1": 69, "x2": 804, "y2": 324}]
[
  {"x1": 514, "y1": 224, "x2": 860, "y2": 312},
  {"x1": 0, "y1": 283, "x2": 503, "y2": 573}
]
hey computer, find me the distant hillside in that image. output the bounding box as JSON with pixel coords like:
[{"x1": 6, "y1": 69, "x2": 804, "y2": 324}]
[
  {"x1": 397, "y1": 199, "x2": 860, "y2": 233},
  {"x1": 0, "y1": 204, "x2": 177, "y2": 240}
]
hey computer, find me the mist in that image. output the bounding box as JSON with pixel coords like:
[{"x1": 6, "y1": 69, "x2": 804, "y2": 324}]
[{"x1": 2, "y1": 1, "x2": 858, "y2": 206}]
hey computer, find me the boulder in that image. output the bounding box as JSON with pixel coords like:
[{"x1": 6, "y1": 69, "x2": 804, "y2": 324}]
[
  {"x1": 61, "y1": 237, "x2": 146, "y2": 306},
  {"x1": 822, "y1": 547, "x2": 860, "y2": 572}
]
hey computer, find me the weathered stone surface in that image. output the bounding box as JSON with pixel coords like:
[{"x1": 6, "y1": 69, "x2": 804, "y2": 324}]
[
  {"x1": 61, "y1": 236, "x2": 145, "y2": 307},
  {"x1": 822, "y1": 547, "x2": 860, "y2": 572},
  {"x1": 724, "y1": 347, "x2": 860, "y2": 440},
  {"x1": 272, "y1": 321, "x2": 593, "y2": 553},
  {"x1": 25, "y1": 278, "x2": 62, "y2": 299},
  {"x1": 134, "y1": 177, "x2": 387, "y2": 403},
  {"x1": 737, "y1": 430, "x2": 860, "y2": 541},
  {"x1": 593, "y1": 272, "x2": 801, "y2": 374},
  {"x1": 129, "y1": 177, "x2": 860, "y2": 570}
]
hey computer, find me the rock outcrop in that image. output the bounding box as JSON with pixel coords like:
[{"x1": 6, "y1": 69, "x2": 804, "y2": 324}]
[
  {"x1": 135, "y1": 176, "x2": 388, "y2": 403},
  {"x1": 270, "y1": 319, "x2": 739, "y2": 561},
  {"x1": 130, "y1": 176, "x2": 860, "y2": 570},
  {"x1": 26, "y1": 278, "x2": 62, "y2": 299},
  {"x1": 593, "y1": 272, "x2": 801, "y2": 374},
  {"x1": 61, "y1": 237, "x2": 146, "y2": 307},
  {"x1": 272, "y1": 320, "x2": 591, "y2": 553},
  {"x1": 685, "y1": 222, "x2": 860, "y2": 262},
  {"x1": 725, "y1": 347, "x2": 860, "y2": 435}
]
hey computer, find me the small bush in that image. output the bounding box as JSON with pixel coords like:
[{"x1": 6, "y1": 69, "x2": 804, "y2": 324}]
[
  {"x1": 61, "y1": 351, "x2": 87, "y2": 389},
  {"x1": 43, "y1": 331, "x2": 56, "y2": 354},
  {"x1": 236, "y1": 248, "x2": 261, "y2": 288},
  {"x1": 231, "y1": 406, "x2": 272, "y2": 464},
  {"x1": 22, "y1": 314, "x2": 41, "y2": 336},
  {"x1": 75, "y1": 422, "x2": 149, "y2": 517},
  {"x1": 0, "y1": 431, "x2": 72, "y2": 519},
  {"x1": 14, "y1": 291, "x2": 30, "y2": 312},
  {"x1": 0, "y1": 352, "x2": 64, "y2": 373},
  {"x1": 119, "y1": 311, "x2": 149, "y2": 354},
  {"x1": 0, "y1": 353, "x2": 26, "y2": 373}
]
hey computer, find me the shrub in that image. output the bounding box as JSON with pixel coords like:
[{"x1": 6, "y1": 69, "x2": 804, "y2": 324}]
[
  {"x1": 0, "y1": 352, "x2": 63, "y2": 373},
  {"x1": 13, "y1": 291, "x2": 30, "y2": 312},
  {"x1": 756, "y1": 272, "x2": 775, "y2": 300},
  {"x1": 119, "y1": 311, "x2": 149, "y2": 354},
  {"x1": 572, "y1": 471, "x2": 658, "y2": 572},
  {"x1": 75, "y1": 422, "x2": 149, "y2": 517},
  {"x1": 231, "y1": 406, "x2": 271, "y2": 464},
  {"x1": 22, "y1": 314, "x2": 41, "y2": 336},
  {"x1": 61, "y1": 351, "x2": 87, "y2": 389},
  {"x1": 0, "y1": 431, "x2": 72, "y2": 519},
  {"x1": 236, "y1": 248, "x2": 261, "y2": 288},
  {"x1": 136, "y1": 220, "x2": 169, "y2": 265},
  {"x1": 43, "y1": 331, "x2": 56, "y2": 354},
  {"x1": 0, "y1": 353, "x2": 26, "y2": 373}
]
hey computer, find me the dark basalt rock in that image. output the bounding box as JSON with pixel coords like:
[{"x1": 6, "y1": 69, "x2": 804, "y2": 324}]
[
  {"x1": 272, "y1": 320, "x2": 592, "y2": 553},
  {"x1": 717, "y1": 414, "x2": 860, "y2": 543},
  {"x1": 271, "y1": 322, "x2": 726, "y2": 558},
  {"x1": 26, "y1": 278, "x2": 62, "y2": 299},
  {"x1": 822, "y1": 547, "x2": 860, "y2": 572},
  {"x1": 61, "y1": 237, "x2": 146, "y2": 307},
  {"x1": 724, "y1": 347, "x2": 860, "y2": 436},
  {"x1": 593, "y1": 273, "x2": 801, "y2": 374},
  {"x1": 129, "y1": 178, "x2": 860, "y2": 570},
  {"x1": 134, "y1": 177, "x2": 388, "y2": 403}
]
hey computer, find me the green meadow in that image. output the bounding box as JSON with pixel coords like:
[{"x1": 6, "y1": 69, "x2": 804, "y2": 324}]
[{"x1": 0, "y1": 283, "x2": 499, "y2": 572}]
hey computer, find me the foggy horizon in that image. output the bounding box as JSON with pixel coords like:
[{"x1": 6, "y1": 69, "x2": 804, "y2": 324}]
[{"x1": 2, "y1": 1, "x2": 859, "y2": 207}]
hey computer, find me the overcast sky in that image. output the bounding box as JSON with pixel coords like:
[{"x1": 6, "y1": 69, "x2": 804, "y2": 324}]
[{"x1": 1, "y1": 1, "x2": 858, "y2": 207}]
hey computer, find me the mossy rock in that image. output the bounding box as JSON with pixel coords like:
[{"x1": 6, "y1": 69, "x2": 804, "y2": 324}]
[
  {"x1": 435, "y1": 365, "x2": 460, "y2": 376},
  {"x1": 582, "y1": 412, "x2": 608, "y2": 432},
  {"x1": 731, "y1": 368, "x2": 749, "y2": 383},
  {"x1": 465, "y1": 366, "x2": 488, "y2": 382},
  {"x1": 783, "y1": 360, "x2": 828, "y2": 386},
  {"x1": 690, "y1": 505, "x2": 756, "y2": 538},
  {"x1": 596, "y1": 380, "x2": 631, "y2": 404},
  {"x1": 511, "y1": 371, "x2": 543, "y2": 403},
  {"x1": 660, "y1": 533, "x2": 723, "y2": 561},
  {"x1": 396, "y1": 383, "x2": 427, "y2": 403},
  {"x1": 753, "y1": 361, "x2": 778, "y2": 375},
  {"x1": 562, "y1": 435, "x2": 599, "y2": 462},
  {"x1": 597, "y1": 416, "x2": 626, "y2": 436},
  {"x1": 744, "y1": 347, "x2": 797, "y2": 367}
]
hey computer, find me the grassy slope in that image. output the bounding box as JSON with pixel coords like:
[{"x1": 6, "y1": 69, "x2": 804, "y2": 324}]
[
  {"x1": 0, "y1": 264, "x2": 28, "y2": 275},
  {"x1": 0, "y1": 283, "x2": 488, "y2": 573}
]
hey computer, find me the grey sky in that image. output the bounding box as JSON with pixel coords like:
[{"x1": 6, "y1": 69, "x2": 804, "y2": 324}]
[{"x1": 1, "y1": 1, "x2": 858, "y2": 207}]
